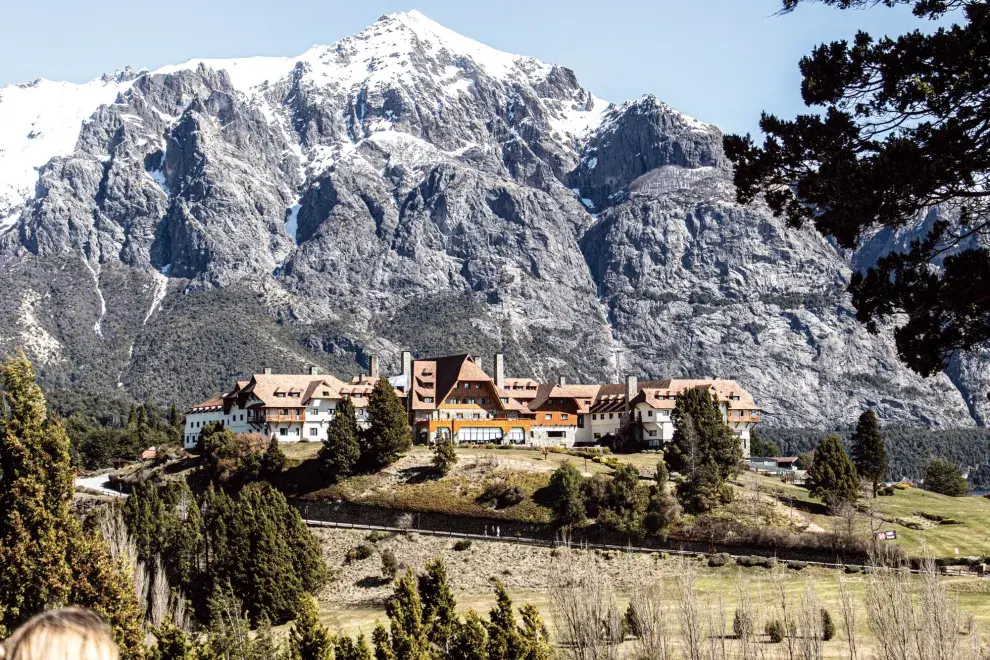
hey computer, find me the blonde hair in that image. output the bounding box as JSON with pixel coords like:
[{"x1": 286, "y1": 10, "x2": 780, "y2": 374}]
[{"x1": 0, "y1": 608, "x2": 119, "y2": 660}]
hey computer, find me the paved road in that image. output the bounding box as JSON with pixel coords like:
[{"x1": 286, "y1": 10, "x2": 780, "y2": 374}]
[{"x1": 75, "y1": 474, "x2": 127, "y2": 498}]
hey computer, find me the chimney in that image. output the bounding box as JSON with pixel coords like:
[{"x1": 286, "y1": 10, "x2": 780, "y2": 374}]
[
  {"x1": 309, "y1": 365, "x2": 320, "y2": 376},
  {"x1": 625, "y1": 375, "x2": 638, "y2": 409},
  {"x1": 369, "y1": 354, "x2": 379, "y2": 378},
  {"x1": 558, "y1": 375, "x2": 567, "y2": 386},
  {"x1": 494, "y1": 353, "x2": 505, "y2": 389},
  {"x1": 402, "y1": 351, "x2": 412, "y2": 390},
  {"x1": 263, "y1": 367, "x2": 272, "y2": 375},
  {"x1": 475, "y1": 355, "x2": 483, "y2": 371}
]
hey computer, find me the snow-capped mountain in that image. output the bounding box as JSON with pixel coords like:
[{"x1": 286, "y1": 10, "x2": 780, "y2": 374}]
[{"x1": 0, "y1": 10, "x2": 983, "y2": 428}]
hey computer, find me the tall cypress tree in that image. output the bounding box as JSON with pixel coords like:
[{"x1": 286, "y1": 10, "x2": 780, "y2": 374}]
[
  {"x1": 377, "y1": 569, "x2": 431, "y2": 660},
  {"x1": 364, "y1": 376, "x2": 411, "y2": 470},
  {"x1": 486, "y1": 580, "x2": 522, "y2": 660},
  {"x1": 319, "y1": 396, "x2": 361, "y2": 482},
  {"x1": 0, "y1": 353, "x2": 144, "y2": 654},
  {"x1": 809, "y1": 434, "x2": 860, "y2": 513},
  {"x1": 850, "y1": 410, "x2": 888, "y2": 497},
  {"x1": 288, "y1": 595, "x2": 333, "y2": 660},
  {"x1": 418, "y1": 558, "x2": 459, "y2": 654},
  {"x1": 669, "y1": 387, "x2": 743, "y2": 480}
]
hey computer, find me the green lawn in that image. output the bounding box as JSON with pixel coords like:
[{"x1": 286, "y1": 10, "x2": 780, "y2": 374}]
[{"x1": 748, "y1": 473, "x2": 990, "y2": 558}]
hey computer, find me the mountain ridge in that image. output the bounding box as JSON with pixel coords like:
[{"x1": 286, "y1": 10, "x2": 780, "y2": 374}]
[{"x1": 0, "y1": 10, "x2": 983, "y2": 429}]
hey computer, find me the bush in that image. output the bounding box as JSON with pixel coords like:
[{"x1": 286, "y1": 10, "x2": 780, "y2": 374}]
[
  {"x1": 822, "y1": 608, "x2": 836, "y2": 641},
  {"x1": 786, "y1": 560, "x2": 808, "y2": 571},
  {"x1": 733, "y1": 610, "x2": 752, "y2": 639},
  {"x1": 381, "y1": 548, "x2": 398, "y2": 580},
  {"x1": 845, "y1": 565, "x2": 862, "y2": 574},
  {"x1": 477, "y1": 482, "x2": 525, "y2": 509},
  {"x1": 453, "y1": 539, "x2": 472, "y2": 551},
  {"x1": 708, "y1": 553, "x2": 731, "y2": 568},
  {"x1": 765, "y1": 619, "x2": 786, "y2": 643},
  {"x1": 366, "y1": 530, "x2": 390, "y2": 543},
  {"x1": 346, "y1": 543, "x2": 375, "y2": 563}
]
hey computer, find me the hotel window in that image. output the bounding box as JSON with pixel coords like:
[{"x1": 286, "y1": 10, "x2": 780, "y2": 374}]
[
  {"x1": 501, "y1": 397, "x2": 509, "y2": 403},
  {"x1": 309, "y1": 428, "x2": 318, "y2": 437},
  {"x1": 480, "y1": 398, "x2": 487, "y2": 404},
  {"x1": 476, "y1": 383, "x2": 482, "y2": 388},
  {"x1": 310, "y1": 407, "x2": 318, "y2": 415},
  {"x1": 280, "y1": 408, "x2": 288, "y2": 415},
  {"x1": 648, "y1": 410, "x2": 653, "y2": 417},
  {"x1": 467, "y1": 398, "x2": 475, "y2": 404},
  {"x1": 275, "y1": 392, "x2": 286, "y2": 397},
  {"x1": 279, "y1": 428, "x2": 287, "y2": 437},
  {"x1": 424, "y1": 397, "x2": 434, "y2": 403},
  {"x1": 594, "y1": 433, "x2": 602, "y2": 439},
  {"x1": 322, "y1": 391, "x2": 330, "y2": 396},
  {"x1": 295, "y1": 428, "x2": 300, "y2": 435},
  {"x1": 464, "y1": 383, "x2": 470, "y2": 389},
  {"x1": 648, "y1": 430, "x2": 657, "y2": 437},
  {"x1": 473, "y1": 413, "x2": 480, "y2": 419},
  {"x1": 545, "y1": 414, "x2": 552, "y2": 420},
  {"x1": 456, "y1": 413, "x2": 464, "y2": 419},
  {"x1": 290, "y1": 392, "x2": 300, "y2": 397},
  {"x1": 562, "y1": 414, "x2": 569, "y2": 420},
  {"x1": 609, "y1": 413, "x2": 614, "y2": 419}
]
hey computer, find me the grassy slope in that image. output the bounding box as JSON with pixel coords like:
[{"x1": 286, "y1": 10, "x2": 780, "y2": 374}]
[
  {"x1": 749, "y1": 472, "x2": 990, "y2": 558},
  {"x1": 282, "y1": 444, "x2": 990, "y2": 559},
  {"x1": 309, "y1": 528, "x2": 990, "y2": 659}
]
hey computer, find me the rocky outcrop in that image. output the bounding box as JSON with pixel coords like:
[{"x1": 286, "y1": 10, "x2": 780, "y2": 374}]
[{"x1": 0, "y1": 10, "x2": 983, "y2": 427}]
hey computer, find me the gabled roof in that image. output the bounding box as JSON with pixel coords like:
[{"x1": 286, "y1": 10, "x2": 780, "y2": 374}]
[
  {"x1": 634, "y1": 379, "x2": 760, "y2": 411},
  {"x1": 410, "y1": 354, "x2": 500, "y2": 411},
  {"x1": 240, "y1": 374, "x2": 348, "y2": 408},
  {"x1": 186, "y1": 393, "x2": 225, "y2": 414}
]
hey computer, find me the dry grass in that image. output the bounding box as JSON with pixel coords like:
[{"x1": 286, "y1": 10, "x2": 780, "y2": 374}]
[{"x1": 311, "y1": 528, "x2": 990, "y2": 658}]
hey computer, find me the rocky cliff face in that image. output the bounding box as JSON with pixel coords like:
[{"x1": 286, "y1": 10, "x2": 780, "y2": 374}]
[{"x1": 0, "y1": 10, "x2": 982, "y2": 427}]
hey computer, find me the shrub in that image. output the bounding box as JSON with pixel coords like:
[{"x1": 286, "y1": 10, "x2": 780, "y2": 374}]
[
  {"x1": 346, "y1": 543, "x2": 375, "y2": 563},
  {"x1": 453, "y1": 539, "x2": 472, "y2": 551},
  {"x1": 765, "y1": 619, "x2": 786, "y2": 643},
  {"x1": 477, "y1": 482, "x2": 525, "y2": 509},
  {"x1": 381, "y1": 548, "x2": 398, "y2": 580},
  {"x1": 708, "y1": 553, "x2": 731, "y2": 568},
  {"x1": 786, "y1": 560, "x2": 808, "y2": 571},
  {"x1": 733, "y1": 610, "x2": 752, "y2": 639},
  {"x1": 822, "y1": 608, "x2": 835, "y2": 641},
  {"x1": 366, "y1": 530, "x2": 390, "y2": 543},
  {"x1": 845, "y1": 565, "x2": 862, "y2": 574}
]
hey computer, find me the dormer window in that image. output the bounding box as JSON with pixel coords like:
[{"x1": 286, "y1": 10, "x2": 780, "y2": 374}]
[
  {"x1": 290, "y1": 392, "x2": 300, "y2": 397},
  {"x1": 275, "y1": 392, "x2": 286, "y2": 397}
]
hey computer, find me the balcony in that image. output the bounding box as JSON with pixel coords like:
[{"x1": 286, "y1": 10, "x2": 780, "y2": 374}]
[{"x1": 265, "y1": 410, "x2": 305, "y2": 423}]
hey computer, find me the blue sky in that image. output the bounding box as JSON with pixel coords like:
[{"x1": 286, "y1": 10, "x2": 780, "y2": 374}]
[{"x1": 0, "y1": 0, "x2": 940, "y2": 136}]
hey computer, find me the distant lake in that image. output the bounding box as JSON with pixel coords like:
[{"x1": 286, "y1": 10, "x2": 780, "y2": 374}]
[{"x1": 972, "y1": 490, "x2": 990, "y2": 497}]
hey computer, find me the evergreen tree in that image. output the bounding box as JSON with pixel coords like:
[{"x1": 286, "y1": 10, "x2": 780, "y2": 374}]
[
  {"x1": 379, "y1": 569, "x2": 431, "y2": 660},
  {"x1": 381, "y1": 548, "x2": 399, "y2": 581},
  {"x1": 449, "y1": 611, "x2": 488, "y2": 660},
  {"x1": 749, "y1": 428, "x2": 781, "y2": 458},
  {"x1": 518, "y1": 603, "x2": 552, "y2": 660},
  {"x1": 288, "y1": 595, "x2": 333, "y2": 660},
  {"x1": 432, "y1": 430, "x2": 458, "y2": 476},
  {"x1": 0, "y1": 354, "x2": 144, "y2": 655},
  {"x1": 676, "y1": 459, "x2": 732, "y2": 513},
  {"x1": 168, "y1": 402, "x2": 183, "y2": 445},
  {"x1": 725, "y1": 0, "x2": 990, "y2": 377},
  {"x1": 670, "y1": 387, "x2": 743, "y2": 480},
  {"x1": 253, "y1": 614, "x2": 279, "y2": 660},
  {"x1": 260, "y1": 434, "x2": 287, "y2": 479},
  {"x1": 850, "y1": 410, "x2": 888, "y2": 497},
  {"x1": 654, "y1": 455, "x2": 669, "y2": 493},
  {"x1": 547, "y1": 462, "x2": 586, "y2": 529},
  {"x1": 363, "y1": 376, "x2": 411, "y2": 470},
  {"x1": 808, "y1": 434, "x2": 860, "y2": 513},
  {"x1": 822, "y1": 607, "x2": 836, "y2": 642},
  {"x1": 136, "y1": 406, "x2": 148, "y2": 448},
  {"x1": 418, "y1": 558, "x2": 458, "y2": 654},
  {"x1": 150, "y1": 623, "x2": 197, "y2": 660},
  {"x1": 333, "y1": 633, "x2": 374, "y2": 660},
  {"x1": 319, "y1": 397, "x2": 360, "y2": 482},
  {"x1": 924, "y1": 456, "x2": 969, "y2": 496},
  {"x1": 372, "y1": 621, "x2": 396, "y2": 660},
  {"x1": 486, "y1": 580, "x2": 522, "y2": 660}
]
